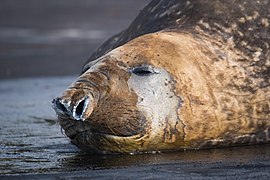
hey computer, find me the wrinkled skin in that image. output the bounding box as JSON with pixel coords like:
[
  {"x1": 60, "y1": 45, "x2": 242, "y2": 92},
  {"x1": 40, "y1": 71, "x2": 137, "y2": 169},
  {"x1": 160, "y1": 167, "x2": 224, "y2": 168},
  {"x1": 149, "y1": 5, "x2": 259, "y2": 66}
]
[
  {"x1": 53, "y1": 0, "x2": 270, "y2": 154},
  {"x1": 53, "y1": 33, "x2": 187, "y2": 154}
]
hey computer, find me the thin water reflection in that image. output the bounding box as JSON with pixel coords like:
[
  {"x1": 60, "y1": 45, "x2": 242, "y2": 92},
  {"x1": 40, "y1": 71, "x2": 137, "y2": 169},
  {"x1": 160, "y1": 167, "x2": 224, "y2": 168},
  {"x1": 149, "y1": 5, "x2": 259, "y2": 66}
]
[{"x1": 61, "y1": 144, "x2": 270, "y2": 171}]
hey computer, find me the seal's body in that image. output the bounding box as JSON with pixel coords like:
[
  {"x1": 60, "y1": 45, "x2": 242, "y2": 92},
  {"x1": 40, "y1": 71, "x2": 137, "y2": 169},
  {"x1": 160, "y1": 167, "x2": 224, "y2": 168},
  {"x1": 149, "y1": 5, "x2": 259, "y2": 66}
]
[{"x1": 53, "y1": 0, "x2": 270, "y2": 154}]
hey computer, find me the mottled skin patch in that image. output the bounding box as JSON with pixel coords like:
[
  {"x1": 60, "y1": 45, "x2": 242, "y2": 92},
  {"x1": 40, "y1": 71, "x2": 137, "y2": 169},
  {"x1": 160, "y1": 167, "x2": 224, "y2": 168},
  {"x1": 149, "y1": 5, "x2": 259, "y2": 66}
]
[
  {"x1": 53, "y1": 0, "x2": 270, "y2": 153},
  {"x1": 108, "y1": 32, "x2": 270, "y2": 149}
]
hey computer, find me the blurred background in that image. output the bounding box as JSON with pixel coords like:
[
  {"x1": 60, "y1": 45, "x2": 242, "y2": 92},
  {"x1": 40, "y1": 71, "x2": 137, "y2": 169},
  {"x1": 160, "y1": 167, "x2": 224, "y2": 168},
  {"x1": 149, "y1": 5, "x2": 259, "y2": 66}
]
[{"x1": 0, "y1": 0, "x2": 150, "y2": 79}]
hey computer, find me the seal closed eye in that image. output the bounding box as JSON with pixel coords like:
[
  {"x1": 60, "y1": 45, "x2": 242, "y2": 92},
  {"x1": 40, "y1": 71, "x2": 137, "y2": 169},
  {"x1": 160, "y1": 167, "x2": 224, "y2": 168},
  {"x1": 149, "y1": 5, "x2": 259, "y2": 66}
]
[{"x1": 131, "y1": 66, "x2": 157, "y2": 76}]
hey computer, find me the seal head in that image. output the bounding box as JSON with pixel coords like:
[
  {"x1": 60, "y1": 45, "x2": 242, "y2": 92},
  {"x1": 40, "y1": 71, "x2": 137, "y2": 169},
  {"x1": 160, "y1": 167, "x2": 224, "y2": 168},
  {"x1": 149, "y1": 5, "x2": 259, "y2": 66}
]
[{"x1": 52, "y1": 37, "x2": 186, "y2": 153}]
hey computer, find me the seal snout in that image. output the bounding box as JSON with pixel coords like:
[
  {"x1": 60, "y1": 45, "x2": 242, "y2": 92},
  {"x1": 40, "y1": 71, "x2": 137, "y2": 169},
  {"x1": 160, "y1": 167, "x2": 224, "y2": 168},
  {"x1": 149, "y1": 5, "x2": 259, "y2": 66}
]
[{"x1": 52, "y1": 95, "x2": 92, "y2": 121}]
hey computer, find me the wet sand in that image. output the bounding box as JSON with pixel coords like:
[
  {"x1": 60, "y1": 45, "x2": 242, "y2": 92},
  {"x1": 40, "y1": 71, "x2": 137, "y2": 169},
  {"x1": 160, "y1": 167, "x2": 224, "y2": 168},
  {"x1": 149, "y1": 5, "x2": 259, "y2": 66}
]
[
  {"x1": 0, "y1": 76, "x2": 270, "y2": 179},
  {"x1": 1, "y1": 0, "x2": 270, "y2": 179}
]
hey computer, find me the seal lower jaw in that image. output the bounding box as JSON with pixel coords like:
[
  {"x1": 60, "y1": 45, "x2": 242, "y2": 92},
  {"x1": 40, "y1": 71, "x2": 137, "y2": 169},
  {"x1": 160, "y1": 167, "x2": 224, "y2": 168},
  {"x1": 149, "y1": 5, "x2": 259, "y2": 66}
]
[
  {"x1": 58, "y1": 116, "x2": 149, "y2": 154},
  {"x1": 70, "y1": 128, "x2": 148, "y2": 154}
]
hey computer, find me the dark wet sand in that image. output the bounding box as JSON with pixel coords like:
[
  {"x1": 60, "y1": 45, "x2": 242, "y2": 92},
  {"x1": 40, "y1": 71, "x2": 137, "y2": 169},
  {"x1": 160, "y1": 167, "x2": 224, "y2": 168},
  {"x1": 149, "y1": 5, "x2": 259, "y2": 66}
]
[
  {"x1": 0, "y1": 0, "x2": 270, "y2": 179},
  {"x1": 0, "y1": 76, "x2": 270, "y2": 179}
]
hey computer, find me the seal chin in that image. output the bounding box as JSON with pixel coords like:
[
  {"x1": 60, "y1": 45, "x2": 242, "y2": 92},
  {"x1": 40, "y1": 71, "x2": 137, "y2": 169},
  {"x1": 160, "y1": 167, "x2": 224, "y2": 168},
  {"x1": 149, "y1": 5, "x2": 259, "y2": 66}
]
[
  {"x1": 58, "y1": 116, "x2": 147, "y2": 154},
  {"x1": 71, "y1": 130, "x2": 146, "y2": 154}
]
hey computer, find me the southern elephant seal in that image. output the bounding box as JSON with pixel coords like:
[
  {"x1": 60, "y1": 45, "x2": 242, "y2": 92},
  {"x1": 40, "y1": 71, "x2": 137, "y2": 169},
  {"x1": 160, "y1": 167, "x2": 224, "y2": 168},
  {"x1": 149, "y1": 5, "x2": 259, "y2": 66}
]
[{"x1": 52, "y1": 0, "x2": 270, "y2": 154}]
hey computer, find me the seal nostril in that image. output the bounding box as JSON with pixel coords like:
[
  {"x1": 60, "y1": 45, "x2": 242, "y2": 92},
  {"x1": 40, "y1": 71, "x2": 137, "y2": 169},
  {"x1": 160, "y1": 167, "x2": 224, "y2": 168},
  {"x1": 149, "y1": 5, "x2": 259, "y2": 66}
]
[
  {"x1": 55, "y1": 98, "x2": 68, "y2": 113},
  {"x1": 75, "y1": 99, "x2": 85, "y2": 117},
  {"x1": 73, "y1": 96, "x2": 90, "y2": 120}
]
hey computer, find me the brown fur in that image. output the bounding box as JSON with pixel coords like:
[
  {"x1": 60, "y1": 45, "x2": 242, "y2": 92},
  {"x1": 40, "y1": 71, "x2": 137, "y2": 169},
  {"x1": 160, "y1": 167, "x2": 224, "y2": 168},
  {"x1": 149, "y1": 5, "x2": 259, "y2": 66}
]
[{"x1": 110, "y1": 31, "x2": 270, "y2": 148}]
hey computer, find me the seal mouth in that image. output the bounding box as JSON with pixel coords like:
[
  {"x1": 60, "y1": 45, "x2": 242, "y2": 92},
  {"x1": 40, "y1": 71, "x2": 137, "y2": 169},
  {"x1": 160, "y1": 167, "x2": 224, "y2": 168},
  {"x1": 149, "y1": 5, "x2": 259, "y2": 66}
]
[
  {"x1": 58, "y1": 115, "x2": 146, "y2": 144},
  {"x1": 57, "y1": 115, "x2": 147, "y2": 154}
]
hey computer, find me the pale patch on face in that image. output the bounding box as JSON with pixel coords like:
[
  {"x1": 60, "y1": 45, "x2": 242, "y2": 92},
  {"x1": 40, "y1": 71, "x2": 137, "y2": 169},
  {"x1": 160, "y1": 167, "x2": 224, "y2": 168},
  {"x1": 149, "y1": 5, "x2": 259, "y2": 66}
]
[
  {"x1": 127, "y1": 65, "x2": 182, "y2": 143},
  {"x1": 261, "y1": 18, "x2": 269, "y2": 27}
]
